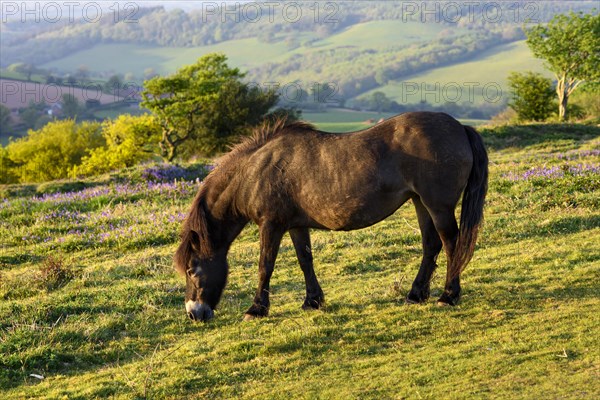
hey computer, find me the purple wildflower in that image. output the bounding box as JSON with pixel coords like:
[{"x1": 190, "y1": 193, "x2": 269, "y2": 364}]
[{"x1": 503, "y1": 163, "x2": 600, "y2": 181}]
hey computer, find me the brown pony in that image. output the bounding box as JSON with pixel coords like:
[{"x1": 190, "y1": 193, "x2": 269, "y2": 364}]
[{"x1": 175, "y1": 112, "x2": 488, "y2": 321}]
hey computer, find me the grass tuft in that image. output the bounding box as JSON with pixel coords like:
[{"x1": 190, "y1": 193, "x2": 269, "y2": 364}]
[{"x1": 38, "y1": 255, "x2": 75, "y2": 291}]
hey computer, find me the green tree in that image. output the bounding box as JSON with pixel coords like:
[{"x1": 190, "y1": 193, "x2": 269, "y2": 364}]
[
  {"x1": 62, "y1": 94, "x2": 80, "y2": 118},
  {"x1": 141, "y1": 53, "x2": 279, "y2": 160},
  {"x1": 7, "y1": 62, "x2": 35, "y2": 81},
  {"x1": 75, "y1": 65, "x2": 90, "y2": 82},
  {"x1": 20, "y1": 108, "x2": 40, "y2": 130},
  {"x1": 76, "y1": 114, "x2": 161, "y2": 176},
  {"x1": 0, "y1": 104, "x2": 12, "y2": 135},
  {"x1": 6, "y1": 120, "x2": 104, "y2": 182},
  {"x1": 370, "y1": 92, "x2": 392, "y2": 113},
  {"x1": 184, "y1": 80, "x2": 278, "y2": 157},
  {"x1": 105, "y1": 75, "x2": 123, "y2": 94},
  {"x1": 525, "y1": 11, "x2": 600, "y2": 121},
  {"x1": 375, "y1": 69, "x2": 392, "y2": 86},
  {"x1": 507, "y1": 71, "x2": 555, "y2": 121}
]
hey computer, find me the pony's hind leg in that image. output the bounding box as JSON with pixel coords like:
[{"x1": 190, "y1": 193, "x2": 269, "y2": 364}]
[
  {"x1": 289, "y1": 228, "x2": 325, "y2": 310},
  {"x1": 244, "y1": 222, "x2": 285, "y2": 320},
  {"x1": 427, "y1": 207, "x2": 461, "y2": 306},
  {"x1": 407, "y1": 197, "x2": 443, "y2": 304}
]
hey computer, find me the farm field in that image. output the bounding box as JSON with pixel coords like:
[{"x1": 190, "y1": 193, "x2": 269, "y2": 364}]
[
  {"x1": 0, "y1": 79, "x2": 124, "y2": 110},
  {"x1": 1, "y1": 124, "x2": 599, "y2": 398},
  {"x1": 358, "y1": 40, "x2": 551, "y2": 105}
]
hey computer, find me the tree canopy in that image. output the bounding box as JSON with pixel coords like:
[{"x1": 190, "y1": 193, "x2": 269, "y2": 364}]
[
  {"x1": 141, "y1": 53, "x2": 279, "y2": 160},
  {"x1": 525, "y1": 11, "x2": 600, "y2": 120}
]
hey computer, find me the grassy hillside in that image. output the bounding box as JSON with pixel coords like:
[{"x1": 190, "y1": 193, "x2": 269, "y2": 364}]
[
  {"x1": 307, "y1": 20, "x2": 465, "y2": 50},
  {"x1": 1, "y1": 124, "x2": 599, "y2": 398},
  {"x1": 41, "y1": 38, "x2": 294, "y2": 76},
  {"x1": 359, "y1": 40, "x2": 551, "y2": 105},
  {"x1": 40, "y1": 20, "x2": 462, "y2": 77}
]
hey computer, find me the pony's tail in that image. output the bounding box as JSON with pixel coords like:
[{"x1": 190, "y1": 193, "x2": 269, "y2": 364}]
[
  {"x1": 451, "y1": 125, "x2": 489, "y2": 280},
  {"x1": 174, "y1": 191, "x2": 211, "y2": 275}
]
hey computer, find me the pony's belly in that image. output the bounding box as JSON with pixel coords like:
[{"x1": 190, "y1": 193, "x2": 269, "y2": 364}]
[{"x1": 309, "y1": 191, "x2": 411, "y2": 231}]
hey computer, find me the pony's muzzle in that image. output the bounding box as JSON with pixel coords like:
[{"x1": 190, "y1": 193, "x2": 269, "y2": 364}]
[{"x1": 186, "y1": 300, "x2": 214, "y2": 322}]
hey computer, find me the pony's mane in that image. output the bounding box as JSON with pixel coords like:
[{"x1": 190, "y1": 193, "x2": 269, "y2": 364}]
[{"x1": 219, "y1": 117, "x2": 315, "y2": 166}]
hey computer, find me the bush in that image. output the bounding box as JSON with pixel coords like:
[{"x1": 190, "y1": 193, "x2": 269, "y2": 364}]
[
  {"x1": 5, "y1": 120, "x2": 104, "y2": 182},
  {"x1": 75, "y1": 114, "x2": 161, "y2": 177},
  {"x1": 507, "y1": 71, "x2": 555, "y2": 122}
]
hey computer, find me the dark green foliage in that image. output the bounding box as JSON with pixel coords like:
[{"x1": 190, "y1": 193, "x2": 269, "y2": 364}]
[
  {"x1": 142, "y1": 53, "x2": 279, "y2": 160},
  {"x1": 61, "y1": 94, "x2": 80, "y2": 119},
  {"x1": 507, "y1": 71, "x2": 555, "y2": 121},
  {"x1": 19, "y1": 100, "x2": 47, "y2": 130},
  {"x1": 0, "y1": 104, "x2": 12, "y2": 135}
]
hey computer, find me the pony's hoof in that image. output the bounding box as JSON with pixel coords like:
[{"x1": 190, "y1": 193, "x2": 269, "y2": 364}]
[
  {"x1": 243, "y1": 313, "x2": 257, "y2": 321},
  {"x1": 406, "y1": 284, "x2": 430, "y2": 304},
  {"x1": 302, "y1": 296, "x2": 325, "y2": 310},
  {"x1": 243, "y1": 304, "x2": 268, "y2": 320},
  {"x1": 405, "y1": 297, "x2": 421, "y2": 305},
  {"x1": 437, "y1": 293, "x2": 459, "y2": 307},
  {"x1": 406, "y1": 292, "x2": 429, "y2": 304}
]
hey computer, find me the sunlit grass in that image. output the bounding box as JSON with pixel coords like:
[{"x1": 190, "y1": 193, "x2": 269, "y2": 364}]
[{"x1": 1, "y1": 125, "x2": 599, "y2": 398}]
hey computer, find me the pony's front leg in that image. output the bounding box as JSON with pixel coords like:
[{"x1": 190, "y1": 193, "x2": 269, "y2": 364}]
[
  {"x1": 289, "y1": 228, "x2": 325, "y2": 310},
  {"x1": 244, "y1": 222, "x2": 285, "y2": 320}
]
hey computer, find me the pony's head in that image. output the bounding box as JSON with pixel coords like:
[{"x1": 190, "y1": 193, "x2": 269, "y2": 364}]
[{"x1": 174, "y1": 194, "x2": 227, "y2": 322}]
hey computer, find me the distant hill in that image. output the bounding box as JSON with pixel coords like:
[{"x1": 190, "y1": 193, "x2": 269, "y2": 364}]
[
  {"x1": 358, "y1": 40, "x2": 551, "y2": 106},
  {"x1": 1, "y1": 2, "x2": 597, "y2": 119}
]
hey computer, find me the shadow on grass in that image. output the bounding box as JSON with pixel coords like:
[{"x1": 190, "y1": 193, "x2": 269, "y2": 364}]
[
  {"x1": 481, "y1": 123, "x2": 600, "y2": 150},
  {"x1": 0, "y1": 253, "x2": 44, "y2": 269},
  {"x1": 0, "y1": 288, "x2": 207, "y2": 391},
  {"x1": 485, "y1": 214, "x2": 600, "y2": 245}
]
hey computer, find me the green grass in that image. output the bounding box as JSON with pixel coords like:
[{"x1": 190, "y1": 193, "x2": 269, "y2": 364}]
[
  {"x1": 0, "y1": 69, "x2": 47, "y2": 84},
  {"x1": 359, "y1": 41, "x2": 552, "y2": 105},
  {"x1": 309, "y1": 20, "x2": 464, "y2": 50},
  {"x1": 41, "y1": 38, "x2": 295, "y2": 76},
  {"x1": 1, "y1": 124, "x2": 599, "y2": 398},
  {"x1": 305, "y1": 109, "x2": 488, "y2": 132}
]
